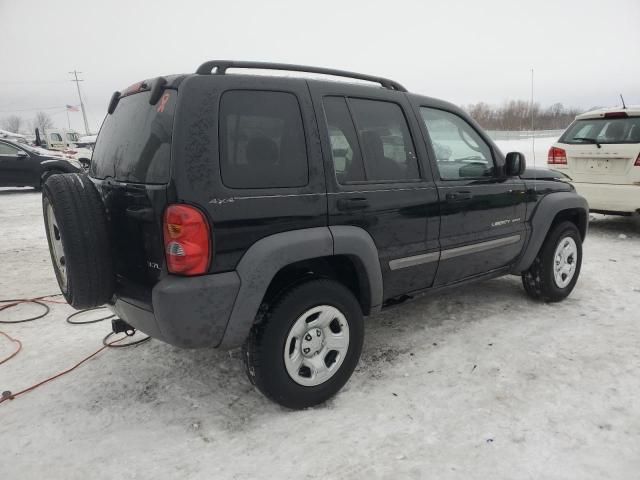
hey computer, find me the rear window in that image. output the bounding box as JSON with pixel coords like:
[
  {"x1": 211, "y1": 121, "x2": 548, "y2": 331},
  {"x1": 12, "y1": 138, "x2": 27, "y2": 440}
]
[
  {"x1": 561, "y1": 117, "x2": 640, "y2": 144},
  {"x1": 91, "y1": 90, "x2": 175, "y2": 184},
  {"x1": 219, "y1": 90, "x2": 308, "y2": 189}
]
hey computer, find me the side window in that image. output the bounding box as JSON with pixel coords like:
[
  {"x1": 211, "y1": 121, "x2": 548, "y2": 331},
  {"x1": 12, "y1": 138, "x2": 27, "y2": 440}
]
[
  {"x1": 323, "y1": 97, "x2": 365, "y2": 183},
  {"x1": 420, "y1": 108, "x2": 494, "y2": 180},
  {"x1": 219, "y1": 90, "x2": 308, "y2": 189},
  {"x1": 0, "y1": 143, "x2": 20, "y2": 155},
  {"x1": 50, "y1": 133, "x2": 63, "y2": 142},
  {"x1": 348, "y1": 98, "x2": 420, "y2": 182}
]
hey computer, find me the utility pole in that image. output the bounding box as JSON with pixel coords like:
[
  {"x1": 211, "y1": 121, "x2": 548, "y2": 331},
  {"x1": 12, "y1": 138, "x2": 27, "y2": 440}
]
[{"x1": 69, "y1": 70, "x2": 90, "y2": 135}]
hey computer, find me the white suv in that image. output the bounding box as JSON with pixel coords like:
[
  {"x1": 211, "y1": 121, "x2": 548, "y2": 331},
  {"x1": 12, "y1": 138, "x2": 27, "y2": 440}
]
[{"x1": 549, "y1": 107, "x2": 640, "y2": 215}]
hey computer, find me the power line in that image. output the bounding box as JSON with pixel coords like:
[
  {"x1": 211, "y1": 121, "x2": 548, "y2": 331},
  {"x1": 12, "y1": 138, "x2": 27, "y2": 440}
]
[
  {"x1": 0, "y1": 105, "x2": 67, "y2": 113},
  {"x1": 0, "y1": 80, "x2": 69, "y2": 85}
]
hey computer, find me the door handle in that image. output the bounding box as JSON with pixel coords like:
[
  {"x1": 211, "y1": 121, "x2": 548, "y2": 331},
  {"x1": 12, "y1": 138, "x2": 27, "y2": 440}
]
[
  {"x1": 446, "y1": 191, "x2": 473, "y2": 201},
  {"x1": 336, "y1": 198, "x2": 370, "y2": 211}
]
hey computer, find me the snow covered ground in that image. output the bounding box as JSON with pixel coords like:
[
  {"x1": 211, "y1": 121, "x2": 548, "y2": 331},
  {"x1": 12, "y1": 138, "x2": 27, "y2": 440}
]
[
  {"x1": 1, "y1": 149, "x2": 640, "y2": 479},
  {"x1": 494, "y1": 135, "x2": 557, "y2": 168}
]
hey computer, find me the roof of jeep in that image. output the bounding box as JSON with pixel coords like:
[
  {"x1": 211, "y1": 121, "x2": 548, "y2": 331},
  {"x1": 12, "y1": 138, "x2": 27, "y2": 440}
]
[{"x1": 129, "y1": 62, "x2": 473, "y2": 129}]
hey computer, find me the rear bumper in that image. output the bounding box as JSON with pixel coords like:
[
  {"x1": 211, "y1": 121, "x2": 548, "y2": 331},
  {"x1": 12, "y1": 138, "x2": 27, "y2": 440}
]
[
  {"x1": 572, "y1": 182, "x2": 640, "y2": 214},
  {"x1": 109, "y1": 271, "x2": 240, "y2": 348}
]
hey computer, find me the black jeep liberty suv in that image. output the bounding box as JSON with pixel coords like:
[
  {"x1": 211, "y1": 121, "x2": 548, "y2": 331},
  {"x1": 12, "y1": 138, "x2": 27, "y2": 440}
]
[{"x1": 42, "y1": 61, "x2": 588, "y2": 409}]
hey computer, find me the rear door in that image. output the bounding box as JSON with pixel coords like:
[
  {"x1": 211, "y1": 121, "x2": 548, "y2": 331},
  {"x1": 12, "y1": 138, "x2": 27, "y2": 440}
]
[
  {"x1": 0, "y1": 142, "x2": 34, "y2": 186},
  {"x1": 310, "y1": 82, "x2": 440, "y2": 299},
  {"x1": 90, "y1": 87, "x2": 176, "y2": 306},
  {"x1": 560, "y1": 115, "x2": 640, "y2": 184},
  {"x1": 0, "y1": 141, "x2": 23, "y2": 185},
  {"x1": 415, "y1": 105, "x2": 527, "y2": 286},
  {"x1": 47, "y1": 132, "x2": 65, "y2": 150}
]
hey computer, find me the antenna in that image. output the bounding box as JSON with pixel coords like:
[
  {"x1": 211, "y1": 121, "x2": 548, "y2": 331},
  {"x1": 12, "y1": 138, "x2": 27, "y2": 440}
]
[
  {"x1": 530, "y1": 68, "x2": 536, "y2": 168},
  {"x1": 620, "y1": 94, "x2": 627, "y2": 109}
]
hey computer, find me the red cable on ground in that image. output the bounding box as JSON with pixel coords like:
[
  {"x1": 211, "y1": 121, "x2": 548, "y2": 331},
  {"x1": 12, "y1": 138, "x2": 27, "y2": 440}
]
[
  {"x1": 0, "y1": 335, "x2": 126, "y2": 405},
  {"x1": 0, "y1": 295, "x2": 67, "y2": 324},
  {"x1": 0, "y1": 294, "x2": 67, "y2": 310},
  {"x1": 0, "y1": 331, "x2": 22, "y2": 366}
]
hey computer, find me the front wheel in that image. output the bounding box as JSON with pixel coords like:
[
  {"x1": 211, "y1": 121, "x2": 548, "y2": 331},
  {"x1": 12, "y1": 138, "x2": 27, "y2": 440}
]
[
  {"x1": 522, "y1": 221, "x2": 582, "y2": 302},
  {"x1": 244, "y1": 279, "x2": 364, "y2": 409}
]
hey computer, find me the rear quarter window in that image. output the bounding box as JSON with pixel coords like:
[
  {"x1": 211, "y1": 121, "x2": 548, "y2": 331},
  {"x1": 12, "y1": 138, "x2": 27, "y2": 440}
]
[
  {"x1": 91, "y1": 90, "x2": 175, "y2": 184},
  {"x1": 218, "y1": 90, "x2": 308, "y2": 189}
]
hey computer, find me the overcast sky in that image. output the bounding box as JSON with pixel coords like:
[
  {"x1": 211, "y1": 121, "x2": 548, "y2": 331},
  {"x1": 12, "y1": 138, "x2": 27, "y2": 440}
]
[{"x1": 1, "y1": 0, "x2": 639, "y2": 134}]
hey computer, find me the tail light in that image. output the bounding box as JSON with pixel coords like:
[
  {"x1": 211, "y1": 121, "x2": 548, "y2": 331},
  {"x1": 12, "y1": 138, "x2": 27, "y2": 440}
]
[
  {"x1": 548, "y1": 146, "x2": 567, "y2": 165},
  {"x1": 635, "y1": 153, "x2": 640, "y2": 167},
  {"x1": 163, "y1": 204, "x2": 211, "y2": 275}
]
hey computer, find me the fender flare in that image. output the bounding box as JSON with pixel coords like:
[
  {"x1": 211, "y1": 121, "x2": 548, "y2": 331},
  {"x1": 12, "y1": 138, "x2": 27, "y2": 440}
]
[
  {"x1": 513, "y1": 192, "x2": 588, "y2": 272},
  {"x1": 329, "y1": 225, "x2": 384, "y2": 312},
  {"x1": 218, "y1": 226, "x2": 383, "y2": 348}
]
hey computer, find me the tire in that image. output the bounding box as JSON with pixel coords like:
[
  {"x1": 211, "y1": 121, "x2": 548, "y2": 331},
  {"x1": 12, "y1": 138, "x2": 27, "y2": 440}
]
[
  {"x1": 244, "y1": 279, "x2": 364, "y2": 409},
  {"x1": 42, "y1": 173, "x2": 114, "y2": 308},
  {"x1": 35, "y1": 169, "x2": 63, "y2": 191},
  {"x1": 522, "y1": 221, "x2": 582, "y2": 302}
]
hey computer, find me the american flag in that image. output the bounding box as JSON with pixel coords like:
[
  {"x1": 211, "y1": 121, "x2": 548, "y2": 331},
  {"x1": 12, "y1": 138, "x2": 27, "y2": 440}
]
[{"x1": 66, "y1": 104, "x2": 79, "y2": 112}]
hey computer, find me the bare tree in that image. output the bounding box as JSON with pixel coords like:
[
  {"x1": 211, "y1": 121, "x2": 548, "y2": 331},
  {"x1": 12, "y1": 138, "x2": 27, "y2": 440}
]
[
  {"x1": 32, "y1": 111, "x2": 55, "y2": 132},
  {"x1": 1, "y1": 115, "x2": 23, "y2": 133},
  {"x1": 465, "y1": 100, "x2": 582, "y2": 131}
]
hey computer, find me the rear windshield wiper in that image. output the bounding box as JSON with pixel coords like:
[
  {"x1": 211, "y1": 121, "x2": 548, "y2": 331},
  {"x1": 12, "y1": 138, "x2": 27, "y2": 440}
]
[{"x1": 573, "y1": 137, "x2": 601, "y2": 148}]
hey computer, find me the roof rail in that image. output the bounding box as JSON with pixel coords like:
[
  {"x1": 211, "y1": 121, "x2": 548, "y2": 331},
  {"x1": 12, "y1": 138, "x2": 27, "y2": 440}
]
[{"x1": 195, "y1": 60, "x2": 407, "y2": 92}]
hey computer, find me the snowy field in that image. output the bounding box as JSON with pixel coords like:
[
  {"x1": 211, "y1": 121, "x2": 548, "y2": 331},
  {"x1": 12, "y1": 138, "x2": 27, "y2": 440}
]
[
  {"x1": 494, "y1": 135, "x2": 556, "y2": 168},
  {"x1": 2, "y1": 141, "x2": 640, "y2": 479}
]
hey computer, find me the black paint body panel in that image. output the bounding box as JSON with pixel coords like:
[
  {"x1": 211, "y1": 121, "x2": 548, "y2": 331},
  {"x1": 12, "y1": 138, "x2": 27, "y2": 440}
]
[{"x1": 89, "y1": 71, "x2": 586, "y2": 349}]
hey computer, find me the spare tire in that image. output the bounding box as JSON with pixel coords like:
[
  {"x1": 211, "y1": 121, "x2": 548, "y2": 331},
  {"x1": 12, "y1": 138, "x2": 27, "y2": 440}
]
[{"x1": 42, "y1": 173, "x2": 115, "y2": 309}]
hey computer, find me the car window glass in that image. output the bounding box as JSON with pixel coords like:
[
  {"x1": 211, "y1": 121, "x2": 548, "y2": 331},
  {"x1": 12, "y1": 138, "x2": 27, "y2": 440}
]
[
  {"x1": 348, "y1": 98, "x2": 420, "y2": 182},
  {"x1": 596, "y1": 120, "x2": 630, "y2": 142},
  {"x1": 66, "y1": 133, "x2": 75, "y2": 141},
  {"x1": 0, "y1": 143, "x2": 20, "y2": 155},
  {"x1": 219, "y1": 90, "x2": 308, "y2": 189},
  {"x1": 562, "y1": 117, "x2": 640, "y2": 144},
  {"x1": 420, "y1": 108, "x2": 494, "y2": 180},
  {"x1": 322, "y1": 97, "x2": 365, "y2": 183},
  {"x1": 91, "y1": 90, "x2": 175, "y2": 184},
  {"x1": 50, "y1": 133, "x2": 63, "y2": 142}
]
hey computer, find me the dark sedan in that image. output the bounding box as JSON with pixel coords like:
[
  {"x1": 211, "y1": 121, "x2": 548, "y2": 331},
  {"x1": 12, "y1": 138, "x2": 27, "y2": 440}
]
[{"x1": 0, "y1": 139, "x2": 82, "y2": 190}]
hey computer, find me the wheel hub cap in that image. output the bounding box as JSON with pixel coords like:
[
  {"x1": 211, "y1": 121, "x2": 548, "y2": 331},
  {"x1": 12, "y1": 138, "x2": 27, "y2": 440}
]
[
  {"x1": 45, "y1": 202, "x2": 67, "y2": 292},
  {"x1": 301, "y1": 328, "x2": 324, "y2": 357},
  {"x1": 553, "y1": 236, "x2": 578, "y2": 288},
  {"x1": 283, "y1": 305, "x2": 350, "y2": 387}
]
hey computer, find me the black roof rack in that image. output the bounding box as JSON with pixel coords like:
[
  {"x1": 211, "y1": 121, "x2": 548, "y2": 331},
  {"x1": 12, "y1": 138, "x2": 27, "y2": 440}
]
[{"x1": 195, "y1": 60, "x2": 407, "y2": 92}]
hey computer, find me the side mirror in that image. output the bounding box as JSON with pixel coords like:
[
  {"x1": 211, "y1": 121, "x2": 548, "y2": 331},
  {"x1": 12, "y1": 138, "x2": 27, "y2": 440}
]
[{"x1": 505, "y1": 151, "x2": 526, "y2": 177}]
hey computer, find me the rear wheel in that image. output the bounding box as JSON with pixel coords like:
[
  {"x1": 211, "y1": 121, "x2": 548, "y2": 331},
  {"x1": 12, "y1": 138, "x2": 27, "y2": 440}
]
[
  {"x1": 522, "y1": 221, "x2": 582, "y2": 302},
  {"x1": 42, "y1": 173, "x2": 115, "y2": 308},
  {"x1": 35, "y1": 169, "x2": 63, "y2": 191},
  {"x1": 244, "y1": 279, "x2": 364, "y2": 409}
]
